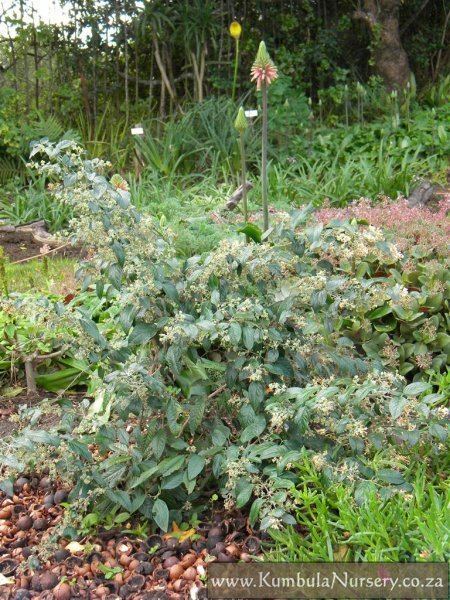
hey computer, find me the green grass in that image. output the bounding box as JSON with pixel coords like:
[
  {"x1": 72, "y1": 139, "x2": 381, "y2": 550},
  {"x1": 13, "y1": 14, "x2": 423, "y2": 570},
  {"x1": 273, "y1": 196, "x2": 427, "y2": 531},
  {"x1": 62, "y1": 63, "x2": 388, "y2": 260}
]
[
  {"x1": 130, "y1": 174, "x2": 239, "y2": 256},
  {"x1": 267, "y1": 459, "x2": 450, "y2": 562},
  {"x1": 4, "y1": 257, "x2": 76, "y2": 294}
]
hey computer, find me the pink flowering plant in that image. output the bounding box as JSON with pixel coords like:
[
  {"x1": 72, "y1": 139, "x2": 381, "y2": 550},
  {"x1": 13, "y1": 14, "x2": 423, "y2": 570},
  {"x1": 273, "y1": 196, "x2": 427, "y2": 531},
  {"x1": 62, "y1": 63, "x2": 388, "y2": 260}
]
[{"x1": 316, "y1": 196, "x2": 450, "y2": 259}]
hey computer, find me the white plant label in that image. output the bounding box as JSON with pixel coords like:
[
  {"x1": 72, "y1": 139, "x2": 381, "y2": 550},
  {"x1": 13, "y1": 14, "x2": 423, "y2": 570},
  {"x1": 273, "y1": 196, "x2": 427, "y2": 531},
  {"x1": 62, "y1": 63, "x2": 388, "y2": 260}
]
[
  {"x1": 245, "y1": 109, "x2": 258, "y2": 118},
  {"x1": 131, "y1": 126, "x2": 144, "y2": 135}
]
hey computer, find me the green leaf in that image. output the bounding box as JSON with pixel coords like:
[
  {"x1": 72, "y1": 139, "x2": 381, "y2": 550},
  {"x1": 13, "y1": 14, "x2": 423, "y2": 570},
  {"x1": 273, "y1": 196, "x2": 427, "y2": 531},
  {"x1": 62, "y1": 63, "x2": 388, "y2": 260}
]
[
  {"x1": 228, "y1": 322, "x2": 242, "y2": 345},
  {"x1": 378, "y1": 469, "x2": 405, "y2": 485},
  {"x1": 129, "y1": 322, "x2": 158, "y2": 345},
  {"x1": 403, "y1": 382, "x2": 431, "y2": 396},
  {"x1": 67, "y1": 439, "x2": 93, "y2": 461},
  {"x1": 157, "y1": 455, "x2": 184, "y2": 477},
  {"x1": 354, "y1": 481, "x2": 376, "y2": 506},
  {"x1": 161, "y1": 472, "x2": 184, "y2": 490},
  {"x1": 367, "y1": 305, "x2": 392, "y2": 320},
  {"x1": 27, "y1": 430, "x2": 60, "y2": 446},
  {"x1": 389, "y1": 396, "x2": 407, "y2": 419},
  {"x1": 129, "y1": 465, "x2": 159, "y2": 489},
  {"x1": 111, "y1": 241, "x2": 125, "y2": 267},
  {"x1": 106, "y1": 489, "x2": 132, "y2": 511},
  {"x1": 237, "y1": 223, "x2": 262, "y2": 243},
  {"x1": 249, "y1": 498, "x2": 264, "y2": 527},
  {"x1": 240, "y1": 415, "x2": 266, "y2": 443},
  {"x1": 356, "y1": 262, "x2": 370, "y2": 278},
  {"x1": 166, "y1": 399, "x2": 182, "y2": 435},
  {"x1": 211, "y1": 426, "x2": 228, "y2": 446},
  {"x1": 115, "y1": 512, "x2": 131, "y2": 524},
  {"x1": 80, "y1": 318, "x2": 107, "y2": 348},
  {"x1": 153, "y1": 498, "x2": 169, "y2": 532},
  {"x1": 248, "y1": 382, "x2": 264, "y2": 406},
  {"x1": 151, "y1": 430, "x2": 166, "y2": 460},
  {"x1": 36, "y1": 368, "x2": 85, "y2": 392},
  {"x1": 236, "y1": 481, "x2": 253, "y2": 508},
  {"x1": 429, "y1": 423, "x2": 447, "y2": 442},
  {"x1": 187, "y1": 454, "x2": 205, "y2": 480},
  {"x1": 162, "y1": 282, "x2": 179, "y2": 301},
  {"x1": 243, "y1": 326, "x2": 255, "y2": 350},
  {"x1": 188, "y1": 398, "x2": 206, "y2": 435},
  {"x1": 108, "y1": 263, "x2": 123, "y2": 290},
  {"x1": 119, "y1": 304, "x2": 137, "y2": 333},
  {"x1": 0, "y1": 479, "x2": 13, "y2": 498}
]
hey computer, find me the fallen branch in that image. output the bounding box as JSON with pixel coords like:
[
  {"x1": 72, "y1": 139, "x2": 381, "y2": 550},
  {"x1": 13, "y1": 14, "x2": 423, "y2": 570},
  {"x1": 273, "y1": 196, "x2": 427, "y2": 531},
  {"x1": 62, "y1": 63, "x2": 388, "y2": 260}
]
[
  {"x1": 225, "y1": 182, "x2": 254, "y2": 211},
  {"x1": 11, "y1": 243, "x2": 70, "y2": 265},
  {"x1": 208, "y1": 384, "x2": 227, "y2": 399}
]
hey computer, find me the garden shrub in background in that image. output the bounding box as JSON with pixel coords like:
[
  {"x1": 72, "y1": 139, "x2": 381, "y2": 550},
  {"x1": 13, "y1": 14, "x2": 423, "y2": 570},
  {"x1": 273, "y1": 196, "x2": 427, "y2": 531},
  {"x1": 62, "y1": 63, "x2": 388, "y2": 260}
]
[
  {"x1": 1, "y1": 141, "x2": 448, "y2": 533},
  {"x1": 316, "y1": 197, "x2": 450, "y2": 376}
]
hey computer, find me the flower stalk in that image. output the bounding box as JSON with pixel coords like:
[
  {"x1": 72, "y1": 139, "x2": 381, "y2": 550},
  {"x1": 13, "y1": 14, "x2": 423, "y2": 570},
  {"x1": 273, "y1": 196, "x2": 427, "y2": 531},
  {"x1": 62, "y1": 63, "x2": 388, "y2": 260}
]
[
  {"x1": 234, "y1": 107, "x2": 249, "y2": 225},
  {"x1": 261, "y1": 81, "x2": 269, "y2": 231},
  {"x1": 229, "y1": 21, "x2": 242, "y2": 101},
  {"x1": 251, "y1": 41, "x2": 277, "y2": 232}
]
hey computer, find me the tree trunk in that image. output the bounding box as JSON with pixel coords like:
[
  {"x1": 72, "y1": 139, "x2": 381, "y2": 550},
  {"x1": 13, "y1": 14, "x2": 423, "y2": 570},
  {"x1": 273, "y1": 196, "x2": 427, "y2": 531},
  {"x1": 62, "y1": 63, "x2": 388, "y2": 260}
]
[
  {"x1": 32, "y1": 9, "x2": 39, "y2": 110},
  {"x1": 152, "y1": 34, "x2": 176, "y2": 104},
  {"x1": 355, "y1": 0, "x2": 411, "y2": 89},
  {"x1": 20, "y1": 0, "x2": 30, "y2": 112}
]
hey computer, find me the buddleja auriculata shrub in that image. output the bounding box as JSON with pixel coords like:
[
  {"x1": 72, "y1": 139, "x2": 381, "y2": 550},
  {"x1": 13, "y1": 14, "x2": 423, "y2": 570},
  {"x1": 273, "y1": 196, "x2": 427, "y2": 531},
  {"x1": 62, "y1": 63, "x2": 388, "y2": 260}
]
[{"x1": 1, "y1": 140, "x2": 447, "y2": 532}]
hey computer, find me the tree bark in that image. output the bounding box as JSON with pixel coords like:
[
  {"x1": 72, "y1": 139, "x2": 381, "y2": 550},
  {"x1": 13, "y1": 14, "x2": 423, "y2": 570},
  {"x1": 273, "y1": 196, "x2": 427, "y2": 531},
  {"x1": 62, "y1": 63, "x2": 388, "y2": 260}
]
[
  {"x1": 355, "y1": 0, "x2": 411, "y2": 90},
  {"x1": 152, "y1": 34, "x2": 176, "y2": 103}
]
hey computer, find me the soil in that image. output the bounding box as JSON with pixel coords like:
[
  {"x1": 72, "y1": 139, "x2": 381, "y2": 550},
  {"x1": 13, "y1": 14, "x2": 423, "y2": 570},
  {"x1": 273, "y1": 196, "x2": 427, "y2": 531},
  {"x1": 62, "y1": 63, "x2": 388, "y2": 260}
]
[
  {"x1": 0, "y1": 476, "x2": 265, "y2": 600},
  {"x1": 0, "y1": 231, "x2": 81, "y2": 263},
  {"x1": 0, "y1": 391, "x2": 80, "y2": 438}
]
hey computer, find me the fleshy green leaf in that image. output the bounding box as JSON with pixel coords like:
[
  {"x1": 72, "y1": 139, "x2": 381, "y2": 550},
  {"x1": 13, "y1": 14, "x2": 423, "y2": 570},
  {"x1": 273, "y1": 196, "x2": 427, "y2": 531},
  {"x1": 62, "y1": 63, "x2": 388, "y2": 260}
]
[{"x1": 238, "y1": 223, "x2": 262, "y2": 243}]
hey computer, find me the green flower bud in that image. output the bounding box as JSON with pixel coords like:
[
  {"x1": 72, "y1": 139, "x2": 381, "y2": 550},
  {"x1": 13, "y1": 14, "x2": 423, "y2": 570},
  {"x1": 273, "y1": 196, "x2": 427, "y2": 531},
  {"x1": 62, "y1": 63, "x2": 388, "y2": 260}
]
[
  {"x1": 255, "y1": 41, "x2": 271, "y2": 67},
  {"x1": 234, "y1": 107, "x2": 248, "y2": 133}
]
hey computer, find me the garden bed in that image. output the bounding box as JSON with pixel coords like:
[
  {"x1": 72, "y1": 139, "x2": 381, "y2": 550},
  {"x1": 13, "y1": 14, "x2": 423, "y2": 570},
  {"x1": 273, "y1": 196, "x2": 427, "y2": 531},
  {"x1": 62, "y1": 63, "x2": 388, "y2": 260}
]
[{"x1": 0, "y1": 133, "x2": 448, "y2": 599}]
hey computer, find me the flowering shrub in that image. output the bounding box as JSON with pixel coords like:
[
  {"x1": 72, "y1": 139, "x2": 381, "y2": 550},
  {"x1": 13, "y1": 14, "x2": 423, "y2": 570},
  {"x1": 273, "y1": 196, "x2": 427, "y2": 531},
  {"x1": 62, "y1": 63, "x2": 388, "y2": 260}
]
[{"x1": 1, "y1": 141, "x2": 448, "y2": 532}]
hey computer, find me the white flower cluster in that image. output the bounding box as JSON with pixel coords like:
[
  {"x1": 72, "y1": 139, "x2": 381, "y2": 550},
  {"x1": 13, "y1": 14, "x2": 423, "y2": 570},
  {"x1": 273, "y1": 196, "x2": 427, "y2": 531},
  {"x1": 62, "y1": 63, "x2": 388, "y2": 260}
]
[{"x1": 326, "y1": 225, "x2": 403, "y2": 265}]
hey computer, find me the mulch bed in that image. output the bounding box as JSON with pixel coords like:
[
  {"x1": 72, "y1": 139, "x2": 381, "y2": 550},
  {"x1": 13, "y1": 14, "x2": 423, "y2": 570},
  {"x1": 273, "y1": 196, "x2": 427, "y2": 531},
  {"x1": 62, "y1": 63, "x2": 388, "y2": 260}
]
[{"x1": 0, "y1": 477, "x2": 265, "y2": 599}]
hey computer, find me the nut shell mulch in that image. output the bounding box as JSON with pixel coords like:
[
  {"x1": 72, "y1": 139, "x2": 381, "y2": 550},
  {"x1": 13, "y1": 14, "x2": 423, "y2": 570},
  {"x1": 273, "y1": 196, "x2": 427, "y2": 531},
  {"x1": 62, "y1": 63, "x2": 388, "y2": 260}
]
[{"x1": 0, "y1": 477, "x2": 265, "y2": 599}]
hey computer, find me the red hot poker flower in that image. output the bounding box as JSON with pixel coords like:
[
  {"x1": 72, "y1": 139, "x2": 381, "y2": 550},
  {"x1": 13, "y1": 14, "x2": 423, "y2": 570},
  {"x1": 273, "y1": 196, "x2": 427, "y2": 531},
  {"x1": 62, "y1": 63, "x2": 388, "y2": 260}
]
[{"x1": 250, "y1": 41, "x2": 278, "y2": 90}]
